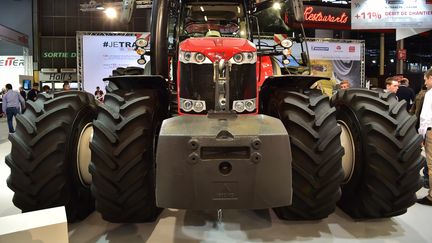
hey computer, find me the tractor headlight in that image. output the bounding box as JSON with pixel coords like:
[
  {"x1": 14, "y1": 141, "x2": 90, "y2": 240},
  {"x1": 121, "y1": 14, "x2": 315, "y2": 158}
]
[
  {"x1": 233, "y1": 101, "x2": 245, "y2": 112},
  {"x1": 244, "y1": 99, "x2": 255, "y2": 112},
  {"x1": 282, "y1": 48, "x2": 291, "y2": 56},
  {"x1": 183, "y1": 52, "x2": 192, "y2": 62},
  {"x1": 180, "y1": 98, "x2": 207, "y2": 113},
  {"x1": 182, "y1": 99, "x2": 193, "y2": 112},
  {"x1": 194, "y1": 100, "x2": 205, "y2": 113},
  {"x1": 233, "y1": 98, "x2": 256, "y2": 113},
  {"x1": 179, "y1": 50, "x2": 212, "y2": 64},
  {"x1": 233, "y1": 53, "x2": 244, "y2": 63},
  {"x1": 281, "y1": 39, "x2": 293, "y2": 48},
  {"x1": 136, "y1": 47, "x2": 146, "y2": 55},
  {"x1": 135, "y1": 38, "x2": 148, "y2": 48},
  {"x1": 195, "y1": 53, "x2": 206, "y2": 63},
  {"x1": 245, "y1": 52, "x2": 254, "y2": 61},
  {"x1": 229, "y1": 52, "x2": 257, "y2": 65},
  {"x1": 137, "y1": 56, "x2": 146, "y2": 65}
]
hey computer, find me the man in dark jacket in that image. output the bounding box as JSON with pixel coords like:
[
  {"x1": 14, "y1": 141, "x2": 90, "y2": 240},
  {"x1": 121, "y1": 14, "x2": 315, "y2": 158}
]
[
  {"x1": 27, "y1": 83, "x2": 40, "y2": 101},
  {"x1": 19, "y1": 87, "x2": 26, "y2": 100},
  {"x1": 396, "y1": 77, "x2": 415, "y2": 111}
]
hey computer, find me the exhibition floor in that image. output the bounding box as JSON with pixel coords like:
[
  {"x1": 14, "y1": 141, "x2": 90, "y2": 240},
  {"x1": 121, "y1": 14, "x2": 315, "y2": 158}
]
[{"x1": 1, "y1": 118, "x2": 432, "y2": 243}]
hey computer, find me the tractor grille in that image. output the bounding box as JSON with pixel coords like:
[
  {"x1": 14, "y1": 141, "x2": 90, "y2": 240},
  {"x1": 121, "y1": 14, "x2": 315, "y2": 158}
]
[
  {"x1": 179, "y1": 63, "x2": 215, "y2": 113},
  {"x1": 229, "y1": 64, "x2": 256, "y2": 102}
]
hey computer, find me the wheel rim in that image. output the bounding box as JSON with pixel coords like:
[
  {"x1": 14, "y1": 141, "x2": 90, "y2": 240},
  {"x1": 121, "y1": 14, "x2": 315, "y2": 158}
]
[
  {"x1": 77, "y1": 123, "x2": 93, "y2": 185},
  {"x1": 338, "y1": 120, "x2": 355, "y2": 183}
]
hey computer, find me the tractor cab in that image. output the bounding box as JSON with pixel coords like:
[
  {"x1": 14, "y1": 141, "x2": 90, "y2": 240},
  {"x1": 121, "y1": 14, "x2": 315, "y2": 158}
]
[
  {"x1": 169, "y1": 0, "x2": 307, "y2": 115},
  {"x1": 179, "y1": 1, "x2": 249, "y2": 40},
  {"x1": 175, "y1": 1, "x2": 257, "y2": 114}
]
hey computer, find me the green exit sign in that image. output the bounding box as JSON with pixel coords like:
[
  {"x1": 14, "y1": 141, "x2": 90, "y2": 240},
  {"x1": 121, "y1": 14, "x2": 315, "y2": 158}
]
[{"x1": 42, "y1": 52, "x2": 77, "y2": 58}]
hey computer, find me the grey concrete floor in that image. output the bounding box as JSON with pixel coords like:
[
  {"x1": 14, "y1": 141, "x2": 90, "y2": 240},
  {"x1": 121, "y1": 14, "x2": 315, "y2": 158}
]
[{"x1": 1, "y1": 117, "x2": 432, "y2": 242}]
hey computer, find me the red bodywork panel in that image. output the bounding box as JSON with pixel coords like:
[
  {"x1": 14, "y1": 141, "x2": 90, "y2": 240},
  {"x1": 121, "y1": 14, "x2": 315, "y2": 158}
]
[
  {"x1": 179, "y1": 37, "x2": 256, "y2": 62},
  {"x1": 256, "y1": 56, "x2": 274, "y2": 88}
]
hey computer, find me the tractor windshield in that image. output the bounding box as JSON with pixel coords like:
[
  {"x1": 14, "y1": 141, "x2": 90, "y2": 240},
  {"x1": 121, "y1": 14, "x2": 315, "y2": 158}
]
[{"x1": 181, "y1": 2, "x2": 247, "y2": 38}]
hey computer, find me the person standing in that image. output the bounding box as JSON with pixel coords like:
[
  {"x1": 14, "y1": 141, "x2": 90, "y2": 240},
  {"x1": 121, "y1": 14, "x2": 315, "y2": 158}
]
[
  {"x1": 396, "y1": 77, "x2": 415, "y2": 111},
  {"x1": 1, "y1": 84, "x2": 26, "y2": 133},
  {"x1": 0, "y1": 88, "x2": 5, "y2": 116},
  {"x1": 19, "y1": 87, "x2": 27, "y2": 100},
  {"x1": 410, "y1": 85, "x2": 427, "y2": 128},
  {"x1": 412, "y1": 85, "x2": 430, "y2": 188},
  {"x1": 417, "y1": 68, "x2": 432, "y2": 205},
  {"x1": 94, "y1": 86, "x2": 104, "y2": 102},
  {"x1": 384, "y1": 77, "x2": 399, "y2": 94},
  {"x1": 27, "y1": 83, "x2": 40, "y2": 101}
]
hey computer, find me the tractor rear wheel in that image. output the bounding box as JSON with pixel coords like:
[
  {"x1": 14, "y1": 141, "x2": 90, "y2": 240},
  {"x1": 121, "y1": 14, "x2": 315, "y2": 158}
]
[
  {"x1": 90, "y1": 89, "x2": 164, "y2": 222},
  {"x1": 264, "y1": 90, "x2": 345, "y2": 220},
  {"x1": 6, "y1": 91, "x2": 97, "y2": 222},
  {"x1": 332, "y1": 88, "x2": 423, "y2": 218}
]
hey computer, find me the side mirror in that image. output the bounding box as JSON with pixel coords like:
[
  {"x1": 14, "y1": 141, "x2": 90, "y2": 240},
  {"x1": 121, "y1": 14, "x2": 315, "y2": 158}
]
[{"x1": 287, "y1": 0, "x2": 304, "y2": 23}]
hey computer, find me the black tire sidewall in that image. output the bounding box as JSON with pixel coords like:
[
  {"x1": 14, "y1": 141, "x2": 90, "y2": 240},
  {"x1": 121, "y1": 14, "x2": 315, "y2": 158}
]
[
  {"x1": 265, "y1": 89, "x2": 344, "y2": 220},
  {"x1": 90, "y1": 90, "x2": 163, "y2": 222},
  {"x1": 65, "y1": 104, "x2": 97, "y2": 219},
  {"x1": 334, "y1": 102, "x2": 364, "y2": 193}
]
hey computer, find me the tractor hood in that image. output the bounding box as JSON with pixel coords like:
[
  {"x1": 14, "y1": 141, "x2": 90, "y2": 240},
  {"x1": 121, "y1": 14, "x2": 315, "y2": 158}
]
[{"x1": 179, "y1": 37, "x2": 256, "y2": 62}]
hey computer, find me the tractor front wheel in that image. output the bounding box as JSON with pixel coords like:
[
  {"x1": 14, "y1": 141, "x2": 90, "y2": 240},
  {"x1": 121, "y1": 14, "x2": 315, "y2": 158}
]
[
  {"x1": 264, "y1": 90, "x2": 345, "y2": 220},
  {"x1": 90, "y1": 89, "x2": 164, "y2": 222}
]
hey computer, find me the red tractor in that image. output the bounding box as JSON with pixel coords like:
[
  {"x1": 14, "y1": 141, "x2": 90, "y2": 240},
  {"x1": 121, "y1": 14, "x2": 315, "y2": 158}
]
[{"x1": 6, "y1": 0, "x2": 423, "y2": 223}]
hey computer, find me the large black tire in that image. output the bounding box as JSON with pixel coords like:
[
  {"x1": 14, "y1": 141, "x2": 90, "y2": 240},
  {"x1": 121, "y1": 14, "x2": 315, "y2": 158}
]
[
  {"x1": 106, "y1": 67, "x2": 145, "y2": 94},
  {"x1": 332, "y1": 88, "x2": 423, "y2": 218},
  {"x1": 90, "y1": 89, "x2": 165, "y2": 222},
  {"x1": 263, "y1": 90, "x2": 345, "y2": 220},
  {"x1": 6, "y1": 91, "x2": 98, "y2": 222}
]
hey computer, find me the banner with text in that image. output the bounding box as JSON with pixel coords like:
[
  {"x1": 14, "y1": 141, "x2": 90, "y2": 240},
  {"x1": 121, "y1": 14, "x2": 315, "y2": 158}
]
[
  {"x1": 82, "y1": 34, "x2": 149, "y2": 93},
  {"x1": 308, "y1": 42, "x2": 361, "y2": 61},
  {"x1": 351, "y1": 0, "x2": 432, "y2": 29},
  {"x1": 307, "y1": 40, "x2": 364, "y2": 94},
  {"x1": 0, "y1": 56, "x2": 25, "y2": 90},
  {"x1": 256, "y1": 38, "x2": 364, "y2": 93}
]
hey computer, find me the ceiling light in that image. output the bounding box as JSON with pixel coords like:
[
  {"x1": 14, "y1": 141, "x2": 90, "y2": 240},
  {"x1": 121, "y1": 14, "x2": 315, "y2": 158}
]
[
  {"x1": 80, "y1": 1, "x2": 122, "y2": 12},
  {"x1": 105, "y1": 7, "x2": 117, "y2": 19},
  {"x1": 272, "y1": 2, "x2": 281, "y2": 10}
]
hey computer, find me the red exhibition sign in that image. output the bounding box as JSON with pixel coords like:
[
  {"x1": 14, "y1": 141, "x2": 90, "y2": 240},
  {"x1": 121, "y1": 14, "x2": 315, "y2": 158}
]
[
  {"x1": 288, "y1": 5, "x2": 351, "y2": 30},
  {"x1": 304, "y1": 6, "x2": 349, "y2": 24}
]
